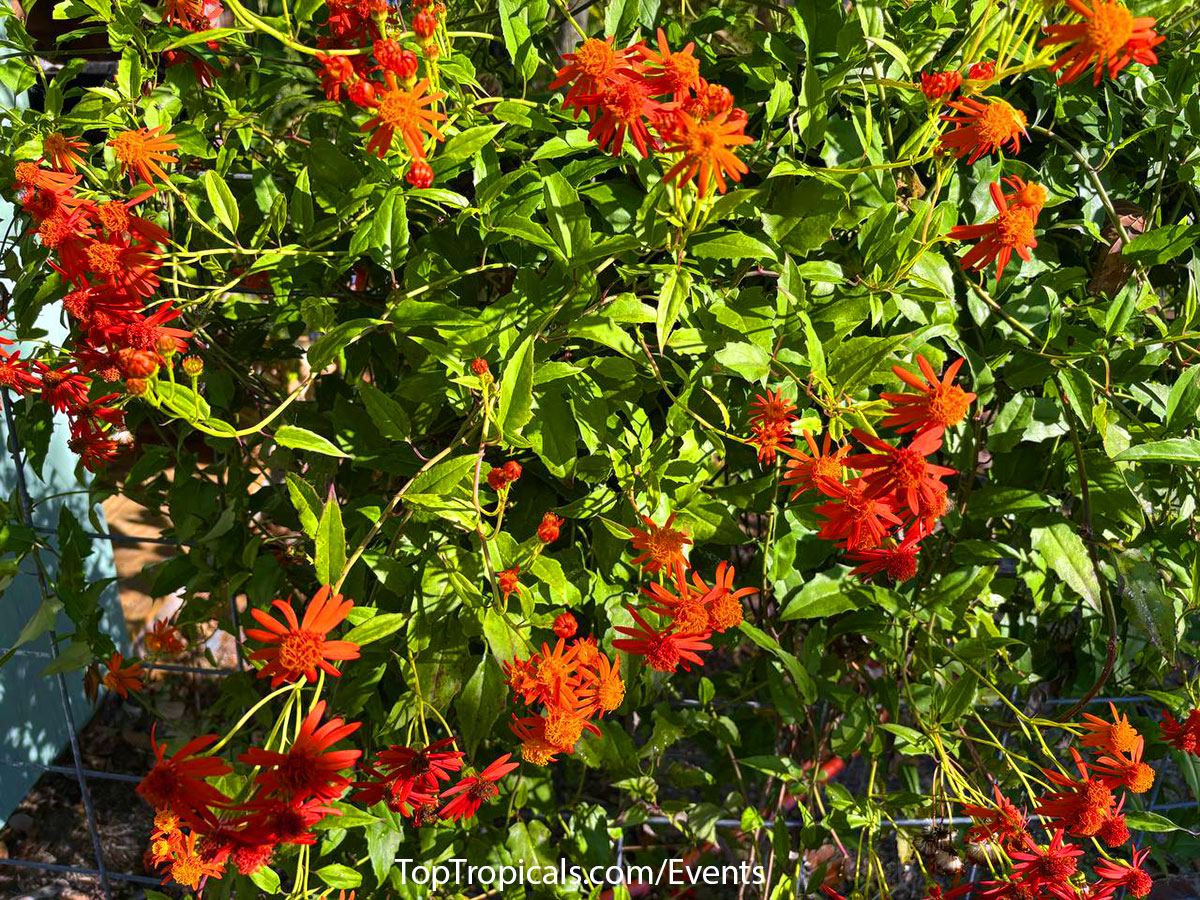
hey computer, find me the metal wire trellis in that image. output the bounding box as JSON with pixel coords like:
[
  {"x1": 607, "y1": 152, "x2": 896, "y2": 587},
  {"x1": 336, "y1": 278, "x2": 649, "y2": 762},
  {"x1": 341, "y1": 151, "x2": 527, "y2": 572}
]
[{"x1": 0, "y1": 383, "x2": 1195, "y2": 898}]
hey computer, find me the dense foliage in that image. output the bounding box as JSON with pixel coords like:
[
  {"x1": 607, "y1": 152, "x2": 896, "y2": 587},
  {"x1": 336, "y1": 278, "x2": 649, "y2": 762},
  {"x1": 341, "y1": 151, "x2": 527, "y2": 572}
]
[{"x1": 3, "y1": 0, "x2": 1200, "y2": 896}]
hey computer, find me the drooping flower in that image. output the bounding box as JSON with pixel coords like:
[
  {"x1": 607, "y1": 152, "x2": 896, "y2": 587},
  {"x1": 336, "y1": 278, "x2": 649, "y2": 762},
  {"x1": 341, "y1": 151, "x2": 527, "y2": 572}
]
[
  {"x1": 137, "y1": 727, "x2": 232, "y2": 827},
  {"x1": 661, "y1": 108, "x2": 753, "y2": 197},
  {"x1": 780, "y1": 431, "x2": 850, "y2": 497},
  {"x1": 1090, "y1": 736, "x2": 1156, "y2": 793},
  {"x1": 881, "y1": 355, "x2": 976, "y2": 434},
  {"x1": 244, "y1": 586, "x2": 360, "y2": 687},
  {"x1": 585, "y1": 76, "x2": 659, "y2": 157},
  {"x1": 102, "y1": 651, "x2": 145, "y2": 698},
  {"x1": 847, "y1": 533, "x2": 923, "y2": 582},
  {"x1": 359, "y1": 75, "x2": 447, "y2": 159},
  {"x1": 1093, "y1": 846, "x2": 1153, "y2": 899},
  {"x1": 1079, "y1": 702, "x2": 1141, "y2": 755},
  {"x1": 628, "y1": 512, "x2": 692, "y2": 581},
  {"x1": 1008, "y1": 830, "x2": 1084, "y2": 897},
  {"x1": 612, "y1": 606, "x2": 711, "y2": 673},
  {"x1": 938, "y1": 97, "x2": 1027, "y2": 164},
  {"x1": 961, "y1": 785, "x2": 1029, "y2": 851},
  {"x1": 1098, "y1": 795, "x2": 1130, "y2": 848},
  {"x1": 231, "y1": 797, "x2": 340, "y2": 845},
  {"x1": 1160, "y1": 708, "x2": 1200, "y2": 755},
  {"x1": 1035, "y1": 748, "x2": 1114, "y2": 836},
  {"x1": 0, "y1": 346, "x2": 44, "y2": 394},
  {"x1": 497, "y1": 566, "x2": 521, "y2": 602},
  {"x1": 845, "y1": 427, "x2": 956, "y2": 517},
  {"x1": 1040, "y1": 0, "x2": 1163, "y2": 86},
  {"x1": 109, "y1": 126, "x2": 180, "y2": 186},
  {"x1": 239, "y1": 700, "x2": 361, "y2": 802},
  {"x1": 638, "y1": 28, "x2": 701, "y2": 99},
  {"x1": 947, "y1": 178, "x2": 1042, "y2": 282},
  {"x1": 42, "y1": 132, "x2": 87, "y2": 173},
  {"x1": 438, "y1": 754, "x2": 520, "y2": 821}
]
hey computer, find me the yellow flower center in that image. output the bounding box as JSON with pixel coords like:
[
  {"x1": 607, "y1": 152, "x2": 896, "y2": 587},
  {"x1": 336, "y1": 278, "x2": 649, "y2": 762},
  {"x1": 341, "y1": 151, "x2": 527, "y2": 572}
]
[
  {"x1": 543, "y1": 709, "x2": 585, "y2": 749},
  {"x1": 520, "y1": 737, "x2": 557, "y2": 766},
  {"x1": 1108, "y1": 718, "x2": 1139, "y2": 754},
  {"x1": 662, "y1": 53, "x2": 699, "y2": 91},
  {"x1": 170, "y1": 853, "x2": 205, "y2": 890},
  {"x1": 708, "y1": 593, "x2": 743, "y2": 631},
  {"x1": 110, "y1": 131, "x2": 152, "y2": 167},
  {"x1": 596, "y1": 675, "x2": 625, "y2": 712},
  {"x1": 1085, "y1": 1, "x2": 1134, "y2": 59},
  {"x1": 646, "y1": 524, "x2": 687, "y2": 566},
  {"x1": 671, "y1": 600, "x2": 710, "y2": 635}
]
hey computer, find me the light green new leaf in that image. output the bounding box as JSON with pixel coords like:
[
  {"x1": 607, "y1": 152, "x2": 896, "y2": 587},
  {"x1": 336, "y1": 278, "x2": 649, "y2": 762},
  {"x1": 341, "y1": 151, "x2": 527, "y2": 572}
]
[
  {"x1": 498, "y1": 335, "x2": 536, "y2": 436},
  {"x1": 203, "y1": 170, "x2": 239, "y2": 236},
  {"x1": 315, "y1": 496, "x2": 345, "y2": 586},
  {"x1": 1031, "y1": 522, "x2": 1100, "y2": 613},
  {"x1": 275, "y1": 425, "x2": 351, "y2": 458}
]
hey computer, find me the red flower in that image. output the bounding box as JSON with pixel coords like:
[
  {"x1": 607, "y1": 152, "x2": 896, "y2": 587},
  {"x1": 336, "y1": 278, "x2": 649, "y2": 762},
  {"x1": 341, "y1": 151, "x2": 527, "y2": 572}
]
[
  {"x1": 374, "y1": 737, "x2": 464, "y2": 788},
  {"x1": 550, "y1": 37, "x2": 640, "y2": 117},
  {"x1": 316, "y1": 53, "x2": 356, "y2": 101},
  {"x1": 137, "y1": 727, "x2": 232, "y2": 827},
  {"x1": 1009, "y1": 830, "x2": 1083, "y2": 898},
  {"x1": 497, "y1": 566, "x2": 521, "y2": 602},
  {"x1": 585, "y1": 77, "x2": 659, "y2": 157},
  {"x1": 882, "y1": 355, "x2": 976, "y2": 434},
  {"x1": 938, "y1": 97, "x2": 1027, "y2": 164},
  {"x1": 947, "y1": 178, "x2": 1042, "y2": 282},
  {"x1": 847, "y1": 533, "x2": 923, "y2": 582},
  {"x1": 661, "y1": 108, "x2": 752, "y2": 196},
  {"x1": 967, "y1": 61, "x2": 995, "y2": 81},
  {"x1": 102, "y1": 651, "x2": 145, "y2": 698},
  {"x1": 239, "y1": 700, "x2": 361, "y2": 802},
  {"x1": 1034, "y1": 747, "x2": 1114, "y2": 837},
  {"x1": 1040, "y1": 0, "x2": 1163, "y2": 85},
  {"x1": 1160, "y1": 708, "x2": 1200, "y2": 755},
  {"x1": 961, "y1": 784, "x2": 1029, "y2": 850},
  {"x1": 845, "y1": 427, "x2": 955, "y2": 517},
  {"x1": 748, "y1": 421, "x2": 793, "y2": 464},
  {"x1": 919, "y1": 70, "x2": 962, "y2": 100},
  {"x1": 780, "y1": 431, "x2": 849, "y2": 497},
  {"x1": 748, "y1": 388, "x2": 797, "y2": 429},
  {"x1": 42, "y1": 132, "x2": 87, "y2": 173},
  {"x1": 244, "y1": 586, "x2": 360, "y2": 687},
  {"x1": 438, "y1": 754, "x2": 520, "y2": 821},
  {"x1": 1093, "y1": 846, "x2": 1153, "y2": 899},
  {"x1": 628, "y1": 512, "x2": 691, "y2": 581},
  {"x1": 537, "y1": 511, "x2": 563, "y2": 543},
  {"x1": 0, "y1": 346, "x2": 43, "y2": 394},
  {"x1": 813, "y1": 478, "x2": 902, "y2": 550},
  {"x1": 406, "y1": 159, "x2": 434, "y2": 188},
  {"x1": 553, "y1": 613, "x2": 578, "y2": 639},
  {"x1": 1098, "y1": 794, "x2": 1130, "y2": 848},
  {"x1": 231, "y1": 797, "x2": 340, "y2": 845},
  {"x1": 638, "y1": 28, "x2": 700, "y2": 100},
  {"x1": 612, "y1": 606, "x2": 711, "y2": 673}
]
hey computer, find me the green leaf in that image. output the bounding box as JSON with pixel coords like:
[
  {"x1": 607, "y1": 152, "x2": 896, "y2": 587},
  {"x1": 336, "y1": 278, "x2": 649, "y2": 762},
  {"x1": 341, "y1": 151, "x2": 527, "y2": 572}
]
[
  {"x1": 41, "y1": 639, "x2": 92, "y2": 675},
  {"x1": 410, "y1": 454, "x2": 479, "y2": 495},
  {"x1": 779, "y1": 573, "x2": 858, "y2": 620},
  {"x1": 1122, "y1": 222, "x2": 1200, "y2": 265},
  {"x1": 828, "y1": 335, "x2": 908, "y2": 394},
  {"x1": 371, "y1": 188, "x2": 409, "y2": 271},
  {"x1": 203, "y1": 170, "x2": 239, "y2": 236},
  {"x1": 0, "y1": 596, "x2": 63, "y2": 669},
  {"x1": 358, "y1": 382, "x2": 411, "y2": 441},
  {"x1": 366, "y1": 820, "x2": 402, "y2": 886},
  {"x1": 275, "y1": 425, "x2": 351, "y2": 458},
  {"x1": 1115, "y1": 551, "x2": 1177, "y2": 663},
  {"x1": 1123, "y1": 811, "x2": 1183, "y2": 833},
  {"x1": 738, "y1": 622, "x2": 816, "y2": 704},
  {"x1": 249, "y1": 865, "x2": 281, "y2": 894},
  {"x1": 737, "y1": 755, "x2": 806, "y2": 779},
  {"x1": 155, "y1": 381, "x2": 211, "y2": 421},
  {"x1": 315, "y1": 496, "x2": 345, "y2": 586},
  {"x1": 597, "y1": 516, "x2": 634, "y2": 540},
  {"x1": 715, "y1": 342, "x2": 772, "y2": 382},
  {"x1": 286, "y1": 473, "x2": 322, "y2": 538},
  {"x1": 441, "y1": 124, "x2": 505, "y2": 162},
  {"x1": 542, "y1": 171, "x2": 590, "y2": 260},
  {"x1": 656, "y1": 268, "x2": 691, "y2": 349},
  {"x1": 1031, "y1": 522, "x2": 1100, "y2": 613},
  {"x1": 162, "y1": 27, "x2": 245, "y2": 49},
  {"x1": 498, "y1": 335, "x2": 536, "y2": 437},
  {"x1": 315, "y1": 864, "x2": 362, "y2": 889},
  {"x1": 939, "y1": 671, "x2": 978, "y2": 724},
  {"x1": 307, "y1": 318, "x2": 386, "y2": 371},
  {"x1": 1114, "y1": 438, "x2": 1200, "y2": 464},
  {"x1": 343, "y1": 612, "x2": 406, "y2": 646},
  {"x1": 1166, "y1": 367, "x2": 1200, "y2": 432},
  {"x1": 455, "y1": 655, "x2": 505, "y2": 754},
  {"x1": 690, "y1": 231, "x2": 776, "y2": 260}
]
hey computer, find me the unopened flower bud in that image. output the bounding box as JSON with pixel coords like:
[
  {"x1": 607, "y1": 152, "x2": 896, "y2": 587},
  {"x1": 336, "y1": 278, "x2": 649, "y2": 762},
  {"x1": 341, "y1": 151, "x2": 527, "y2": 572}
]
[
  {"x1": 126, "y1": 377, "x2": 150, "y2": 396},
  {"x1": 182, "y1": 356, "x2": 204, "y2": 377},
  {"x1": 155, "y1": 335, "x2": 178, "y2": 356},
  {"x1": 553, "y1": 612, "x2": 577, "y2": 639}
]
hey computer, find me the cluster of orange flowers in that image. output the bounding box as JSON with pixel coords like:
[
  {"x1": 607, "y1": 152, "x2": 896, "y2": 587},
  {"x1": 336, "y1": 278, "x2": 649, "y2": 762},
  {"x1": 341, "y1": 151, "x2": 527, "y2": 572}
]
[
  {"x1": 936, "y1": 0, "x2": 1163, "y2": 282},
  {"x1": 746, "y1": 354, "x2": 976, "y2": 581},
  {"x1": 551, "y1": 30, "x2": 753, "y2": 197},
  {"x1": 960, "y1": 704, "x2": 1161, "y2": 900}
]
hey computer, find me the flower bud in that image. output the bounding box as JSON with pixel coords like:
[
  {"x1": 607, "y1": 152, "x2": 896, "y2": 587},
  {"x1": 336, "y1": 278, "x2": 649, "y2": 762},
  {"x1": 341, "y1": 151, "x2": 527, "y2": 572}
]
[
  {"x1": 126, "y1": 377, "x2": 150, "y2": 396},
  {"x1": 470, "y1": 358, "x2": 490, "y2": 376},
  {"x1": 182, "y1": 356, "x2": 204, "y2": 377},
  {"x1": 537, "y1": 512, "x2": 562, "y2": 543},
  {"x1": 553, "y1": 612, "x2": 577, "y2": 639},
  {"x1": 155, "y1": 335, "x2": 178, "y2": 356},
  {"x1": 119, "y1": 347, "x2": 159, "y2": 378}
]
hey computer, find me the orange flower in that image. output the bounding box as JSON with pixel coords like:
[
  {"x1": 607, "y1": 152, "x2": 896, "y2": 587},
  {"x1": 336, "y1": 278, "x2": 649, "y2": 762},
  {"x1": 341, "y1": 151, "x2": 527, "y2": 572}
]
[
  {"x1": 1079, "y1": 702, "x2": 1141, "y2": 755},
  {"x1": 163, "y1": 831, "x2": 224, "y2": 891},
  {"x1": 497, "y1": 565, "x2": 521, "y2": 602},
  {"x1": 1002, "y1": 176, "x2": 1048, "y2": 217},
  {"x1": 748, "y1": 388, "x2": 797, "y2": 429},
  {"x1": 244, "y1": 586, "x2": 361, "y2": 687},
  {"x1": 638, "y1": 28, "x2": 701, "y2": 100},
  {"x1": 1040, "y1": 0, "x2": 1163, "y2": 85},
  {"x1": 946, "y1": 178, "x2": 1042, "y2": 282},
  {"x1": 42, "y1": 132, "x2": 87, "y2": 173},
  {"x1": 510, "y1": 714, "x2": 564, "y2": 765},
  {"x1": 1091, "y1": 736, "x2": 1156, "y2": 794},
  {"x1": 505, "y1": 637, "x2": 583, "y2": 708},
  {"x1": 102, "y1": 651, "x2": 144, "y2": 698},
  {"x1": 578, "y1": 651, "x2": 624, "y2": 714},
  {"x1": 938, "y1": 97, "x2": 1027, "y2": 164},
  {"x1": 144, "y1": 619, "x2": 186, "y2": 655},
  {"x1": 628, "y1": 511, "x2": 691, "y2": 580},
  {"x1": 690, "y1": 561, "x2": 756, "y2": 632},
  {"x1": 661, "y1": 108, "x2": 753, "y2": 197},
  {"x1": 780, "y1": 431, "x2": 849, "y2": 498},
  {"x1": 881, "y1": 355, "x2": 976, "y2": 435},
  {"x1": 238, "y1": 700, "x2": 362, "y2": 802},
  {"x1": 109, "y1": 126, "x2": 180, "y2": 186},
  {"x1": 550, "y1": 37, "x2": 640, "y2": 117},
  {"x1": 360, "y1": 75, "x2": 446, "y2": 159}
]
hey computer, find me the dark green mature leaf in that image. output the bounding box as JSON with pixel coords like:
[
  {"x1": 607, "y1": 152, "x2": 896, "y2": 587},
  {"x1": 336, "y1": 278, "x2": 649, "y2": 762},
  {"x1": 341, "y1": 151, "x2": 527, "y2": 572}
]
[
  {"x1": 1031, "y1": 523, "x2": 1100, "y2": 613},
  {"x1": 542, "y1": 171, "x2": 590, "y2": 260},
  {"x1": 1122, "y1": 222, "x2": 1200, "y2": 264},
  {"x1": 359, "y1": 382, "x2": 411, "y2": 442},
  {"x1": 456, "y1": 655, "x2": 505, "y2": 754},
  {"x1": 656, "y1": 268, "x2": 691, "y2": 349},
  {"x1": 1115, "y1": 551, "x2": 1177, "y2": 663},
  {"x1": 308, "y1": 318, "x2": 387, "y2": 371},
  {"x1": 315, "y1": 496, "x2": 346, "y2": 586},
  {"x1": 371, "y1": 189, "x2": 409, "y2": 270},
  {"x1": 1115, "y1": 439, "x2": 1200, "y2": 463}
]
